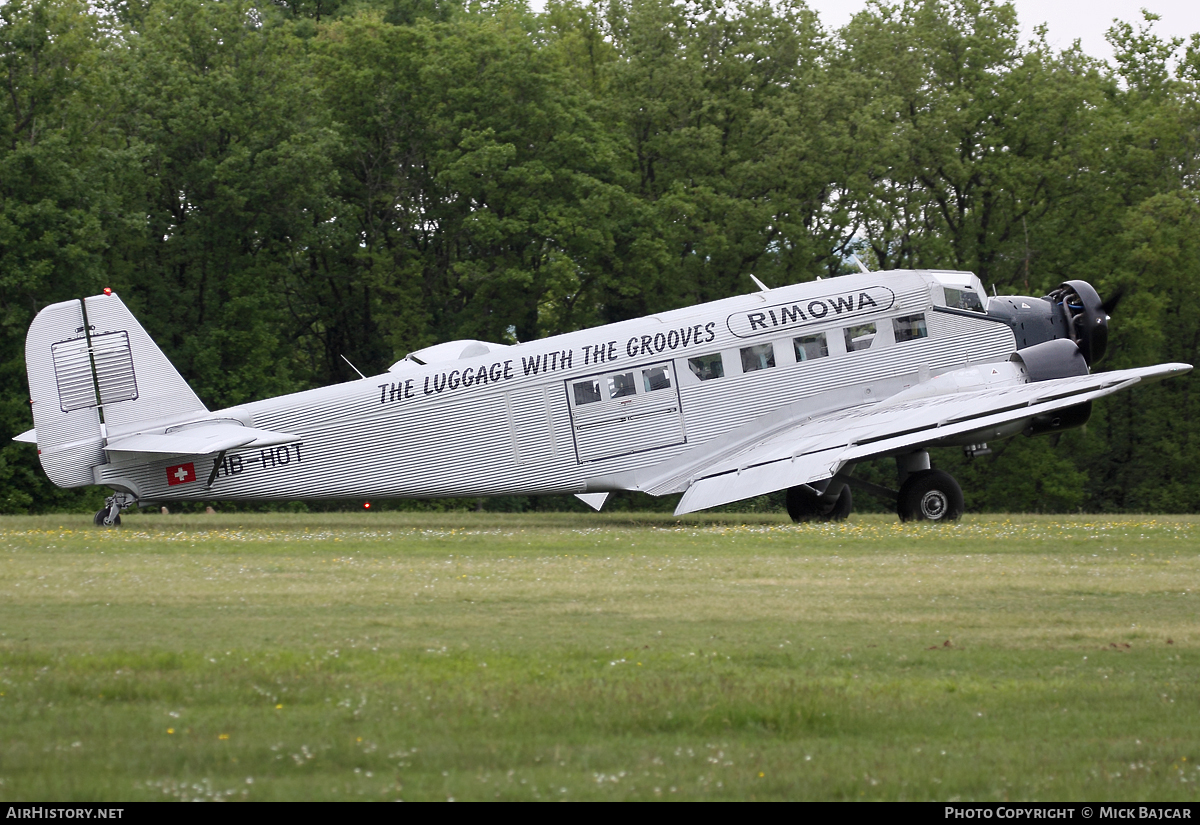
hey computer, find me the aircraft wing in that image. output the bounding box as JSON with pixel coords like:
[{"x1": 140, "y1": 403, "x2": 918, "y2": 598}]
[
  {"x1": 673, "y1": 362, "x2": 1191, "y2": 515},
  {"x1": 103, "y1": 422, "x2": 299, "y2": 456}
]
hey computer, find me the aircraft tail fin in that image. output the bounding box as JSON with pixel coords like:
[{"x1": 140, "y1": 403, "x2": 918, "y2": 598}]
[{"x1": 25, "y1": 292, "x2": 207, "y2": 487}]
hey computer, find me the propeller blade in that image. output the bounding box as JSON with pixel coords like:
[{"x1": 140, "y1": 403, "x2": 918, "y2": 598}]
[{"x1": 1101, "y1": 287, "x2": 1125, "y2": 316}]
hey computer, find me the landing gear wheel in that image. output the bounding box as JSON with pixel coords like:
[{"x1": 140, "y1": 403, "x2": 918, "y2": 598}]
[
  {"x1": 897, "y1": 469, "x2": 963, "y2": 522},
  {"x1": 786, "y1": 485, "x2": 853, "y2": 522},
  {"x1": 93, "y1": 509, "x2": 121, "y2": 527}
]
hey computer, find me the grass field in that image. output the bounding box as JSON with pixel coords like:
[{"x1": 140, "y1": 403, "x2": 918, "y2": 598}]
[{"x1": 1, "y1": 511, "x2": 1198, "y2": 801}]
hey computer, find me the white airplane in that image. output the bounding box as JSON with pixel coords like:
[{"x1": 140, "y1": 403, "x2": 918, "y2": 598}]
[{"x1": 16, "y1": 270, "x2": 1191, "y2": 526}]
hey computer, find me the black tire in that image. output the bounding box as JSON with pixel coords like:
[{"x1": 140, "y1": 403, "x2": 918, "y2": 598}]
[
  {"x1": 93, "y1": 509, "x2": 121, "y2": 527},
  {"x1": 786, "y1": 485, "x2": 853, "y2": 523},
  {"x1": 897, "y1": 469, "x2": 963, "y2": 522}
]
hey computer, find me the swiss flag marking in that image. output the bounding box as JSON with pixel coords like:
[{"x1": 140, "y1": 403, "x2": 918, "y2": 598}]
[{"x1": 166, "y1": 462, "x2": 197, "y2": 486}]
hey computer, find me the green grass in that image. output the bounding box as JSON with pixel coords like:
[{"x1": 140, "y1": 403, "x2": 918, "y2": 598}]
[{"x1": 1, "y1": 511, "x2": 1199, "y2": 801}]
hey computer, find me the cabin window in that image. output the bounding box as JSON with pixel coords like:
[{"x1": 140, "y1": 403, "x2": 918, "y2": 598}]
[
  {"x1": 793, "y1": 332, "x2": 829, "y2": 362},
  {"x1": 944, "y1": 287, "x2": 984, "y2": 313},
  {"x1": 608, "y1": 372, "x2": 637, "y2": 399},
  {"x1": 572, "y1": 379, "x2": 603, "y2": 405},
  {"x1": 688, "y1": 353, "x2": 724, "y2": 381},
  {"x1": 643, "y1": 366, "x2": 672, "y2": 392},
  {"x1": 844, "y1": 322, "x2": 877, "y2": 352},
  {"x1": 894, "y1": 313, "x2": 928, "y2": 343},
  {"x1": 740, "y1": 343, "x2": 775, "y2": 373}
]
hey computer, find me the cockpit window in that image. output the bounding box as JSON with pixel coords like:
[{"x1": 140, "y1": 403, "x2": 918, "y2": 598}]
[{"x1": 944, "y1": 286, "x2": 985, "y2": 313}]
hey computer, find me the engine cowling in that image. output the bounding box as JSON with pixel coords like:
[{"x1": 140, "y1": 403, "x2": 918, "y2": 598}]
[
  {"x1": 1009, "y1": 338, "x2": 1089, "y2": 382},
  {"x1": 1046, "y1": 280, "x2": 1108, "y2": 366},
  {"x1": 986, "y1": 279, "x2": 1110, "y2": 368}
]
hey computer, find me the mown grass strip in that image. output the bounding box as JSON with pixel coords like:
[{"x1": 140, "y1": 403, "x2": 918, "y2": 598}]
[{"x1": 1, "y1": 513, "x2": 1198, "y2": 800}]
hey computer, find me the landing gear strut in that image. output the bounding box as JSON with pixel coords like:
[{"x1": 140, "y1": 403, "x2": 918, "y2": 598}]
[{"x1": 93, "y1": 492, "x2": 135, "y2": 528}]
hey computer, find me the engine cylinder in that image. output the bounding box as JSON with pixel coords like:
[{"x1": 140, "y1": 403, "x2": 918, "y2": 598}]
[{"x1": 1047, "y1": 280, "x2": 1108, "y2": 365}]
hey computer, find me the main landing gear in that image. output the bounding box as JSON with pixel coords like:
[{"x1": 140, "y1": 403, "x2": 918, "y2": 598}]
[
  {"x1": 893, "y1": 451, "x2": 963, "y2": 523},
  {"x1": 896, "y1": 468, "x2": 963, "y2": 522},
  {"x1": 783, "y1": 450, "x2": 964, "y2": 523},
  {"x1": 93, "y1": 492, "x2": 135, "y2": 528}
]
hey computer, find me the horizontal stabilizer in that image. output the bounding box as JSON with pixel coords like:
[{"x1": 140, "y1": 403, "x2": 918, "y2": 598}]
[
  {"x1": 105, "y1": 422, "x2": 299, "y2": 456},
  {"x1": 13, "y1": 429, "x2": 36, "y2": 444}
]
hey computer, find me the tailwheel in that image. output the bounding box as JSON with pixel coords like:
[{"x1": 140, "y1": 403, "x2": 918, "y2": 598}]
[
  {"x1": 93, "y1": 509, "x2": 121, "y2": 527},
  {"x1": 897, "y1": 469, "x2": 963, "y2": 523},
  {"x1": 93, "y1": 493, "x2": 131, "y2": 527},
  {"x1": 786, "y1": 485, "x2": 853, "y2": 523}
]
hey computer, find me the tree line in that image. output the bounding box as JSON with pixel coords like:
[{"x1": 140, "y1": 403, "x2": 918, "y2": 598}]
[{"x1": 2, "y1": 0, "x2": 1198, "y2": 513}]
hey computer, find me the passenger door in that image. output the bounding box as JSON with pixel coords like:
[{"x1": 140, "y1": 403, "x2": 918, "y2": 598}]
[{"x1": 565, "y1": 362, "x2": 686, "y2": 462}]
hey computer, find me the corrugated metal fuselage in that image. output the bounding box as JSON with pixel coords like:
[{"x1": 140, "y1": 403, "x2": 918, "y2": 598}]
[{"x1": 94, "y1": 270, "x2": 1016, "y2": 503}]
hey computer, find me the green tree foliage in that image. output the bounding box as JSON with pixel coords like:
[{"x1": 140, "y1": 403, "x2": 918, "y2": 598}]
[
  {"x1": 311, "y1": 10, "x2": 628, "y2": 354},
  {"x1": 107, "y1": 0, "x2": 343, "y2": 405},
  {"x1": 2, "y1": 0, "x2": 1198, "y2": 513},
  {"x1": 0, "y1": 0, "x2": 130, "y2": 511},
  {"x1": 593, "y1": 0, "x2": 845, "y2": 316},
  {"x1": 835, "y1": 0, "x2": 1113, "y2": 290}
]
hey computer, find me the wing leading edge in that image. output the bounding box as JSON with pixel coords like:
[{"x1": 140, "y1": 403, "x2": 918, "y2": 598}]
[{"x1": 673, "y1": 362, "x2": 1192, "y2": 515}]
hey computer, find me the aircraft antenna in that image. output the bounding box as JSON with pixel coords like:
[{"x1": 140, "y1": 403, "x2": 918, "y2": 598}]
[
  {"x1": 749, "y1": 274, "x2": 770, "y2": 292},
  {"x1": 340, "y1": 354, "x2": 367, "y2": 379},
  {"x1": 850, "y1": 254, "x2": 870, "y2": 273}
]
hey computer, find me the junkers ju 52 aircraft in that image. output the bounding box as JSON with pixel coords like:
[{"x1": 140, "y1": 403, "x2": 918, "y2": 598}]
[{"x1": 17, "y1": 269, "x2": 1191, "y2": 526}]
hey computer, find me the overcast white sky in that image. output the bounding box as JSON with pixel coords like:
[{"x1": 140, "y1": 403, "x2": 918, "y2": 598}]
[
  {"x1": 804, "y1": 0, "x2": 1200, "y2": 62},
  {"x1": 528, "y1": 1, "x2": 1200, "y2": 64}
]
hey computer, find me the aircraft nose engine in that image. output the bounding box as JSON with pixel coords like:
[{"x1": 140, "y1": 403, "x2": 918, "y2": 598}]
[{"x1": 1046, "y1": 280, "x2": 1108, "y2": 366}]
